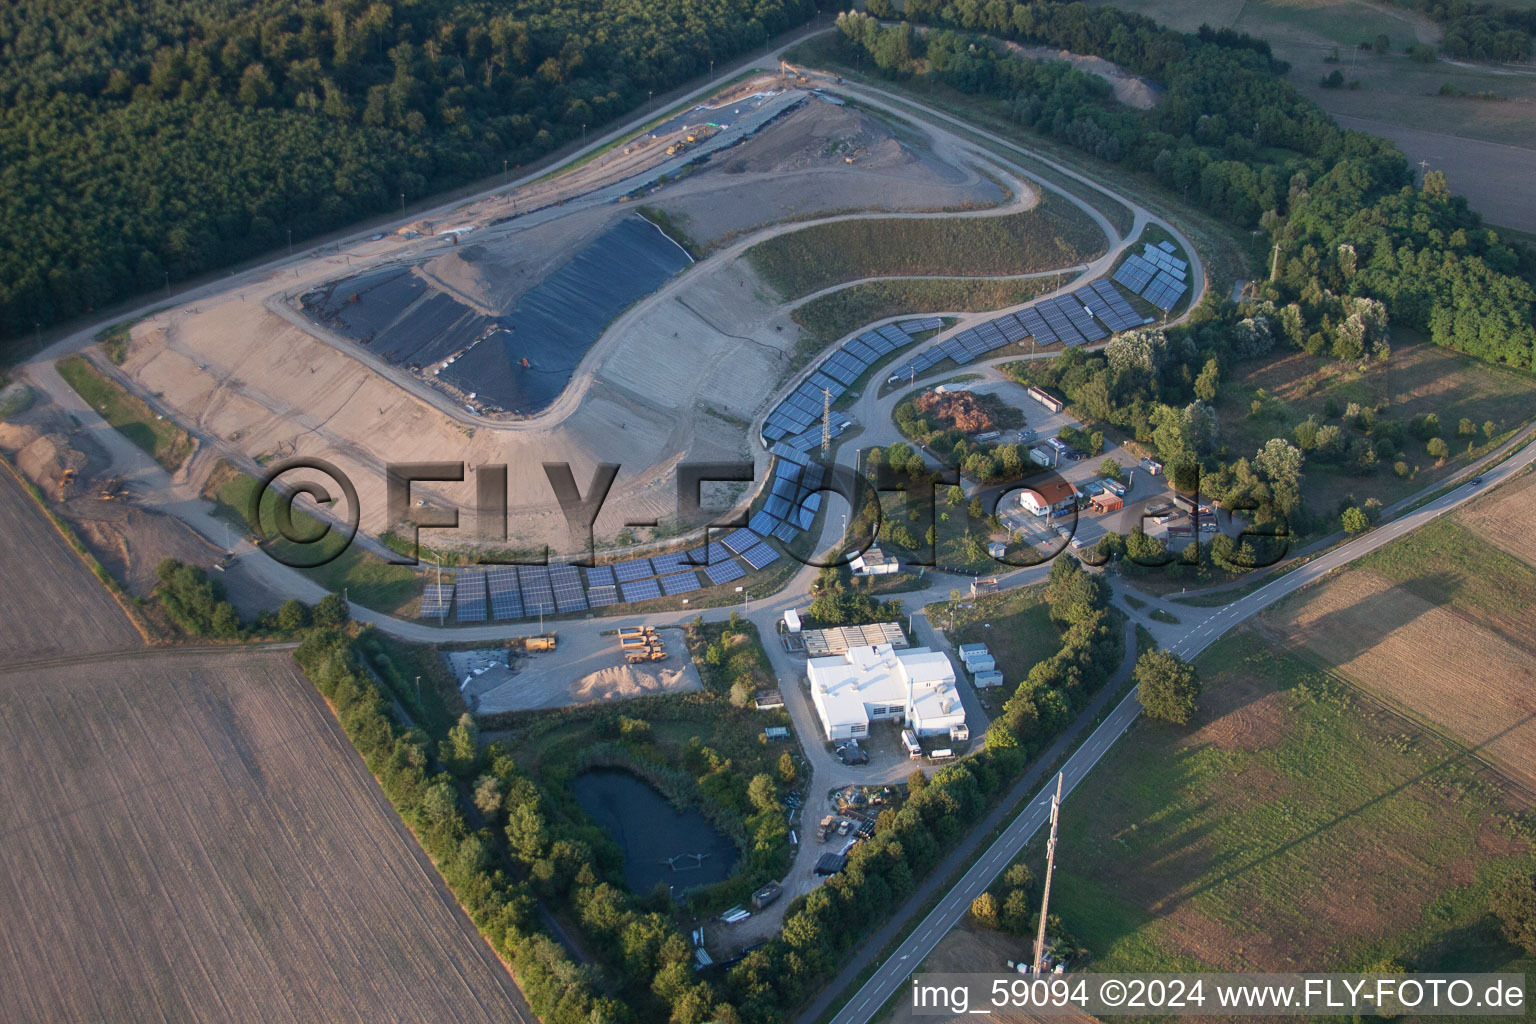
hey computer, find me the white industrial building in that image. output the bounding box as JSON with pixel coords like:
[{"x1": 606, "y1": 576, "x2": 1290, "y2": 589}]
[{"x1": 806, "y1": 643, "x2": 966, "y2": 741}]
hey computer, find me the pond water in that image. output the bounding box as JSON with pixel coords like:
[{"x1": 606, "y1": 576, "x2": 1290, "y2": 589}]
[{"x1": 570, "y1": 769, "x2": 738, "y2": 895}]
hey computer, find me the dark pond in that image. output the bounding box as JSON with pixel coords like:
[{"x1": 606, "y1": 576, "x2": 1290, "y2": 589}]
[{"x1": 570, "y1": 769, "x2": 738, "y2": 895}]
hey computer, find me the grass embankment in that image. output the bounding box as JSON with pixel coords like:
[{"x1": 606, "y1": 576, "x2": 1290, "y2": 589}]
[
  {"x1": 202, "y1": 460, "x2": 420, "y2": 615},
  {"x1": 792, "y1": 274, "x2": 1069, "y2": 349},
  {"x1": 1044, "y1": 629, "x2": 1536, "y2": 976},
  {"x1": 748, "y1": 194, "x2": 1105, "y2": 301},
  {"x1": 56, "y1": 355, "x2": 193, "y2": 472}
]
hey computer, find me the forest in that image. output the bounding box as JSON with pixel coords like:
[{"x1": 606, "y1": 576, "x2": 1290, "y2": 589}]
[
  {"x1": 0, "y1": 0, "x2": 816, "y2": 349},
  {"x1": 841, "y1": 1, "x2": 1536, "y2": 369}
]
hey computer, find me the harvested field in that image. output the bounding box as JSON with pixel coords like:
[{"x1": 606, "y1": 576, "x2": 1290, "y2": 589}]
[
  {"x1": 1457, "y1": 467, "x2": 1536, "y2": 568},
  {"x1": 1273, "y1": 570, "x2": 1536, "y2": 791},
  {"x1": 0, "y1": 464, "x2": 139, "y2": 660},
  {"x1": 1047, "y1": 630, "x2": 1536, "y2": 981},
  {"x1": 0, "y1": 648, "x2": 533, "y2": 1024}
]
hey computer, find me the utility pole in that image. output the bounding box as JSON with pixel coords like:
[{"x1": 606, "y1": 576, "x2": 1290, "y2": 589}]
[
  {"x1": 821, "y1": 387, "x2": 832, "y2": 458},
  {"x1": 1033, "y1": 772, "x2": 1064, "y2": 974}
]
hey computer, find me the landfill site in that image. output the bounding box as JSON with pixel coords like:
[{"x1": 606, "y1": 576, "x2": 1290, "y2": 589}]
[{"x1": 100, "y1": 73, "x2": 1031, "y2": 557}]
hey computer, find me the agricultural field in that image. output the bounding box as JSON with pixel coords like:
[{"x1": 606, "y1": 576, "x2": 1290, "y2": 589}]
[
  {"x1": 747, "y1": 196, "x2": 1106, "y2": 300},
  {"x1": 1456, "y1": 464, "x2": 1536, "y2": 569},
  {"x1": 0, "y1": 648, "x2": 533, "y2": 1023},
  {"x1": 1270, "y1": 569, "x2": 1536, "y2": 790},
  {"x1": 55, "y1": 355, "x2": 193, "y2": 472},
  {"x1": 0, "y1": 465, "x2": 141, "y2": 660},
  {"x1": 1044, "y1": 629, "x2": 1536, "y2": 978}
]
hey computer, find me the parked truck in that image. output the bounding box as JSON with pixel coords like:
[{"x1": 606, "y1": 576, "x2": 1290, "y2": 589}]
[{"x1": 526, "y1": 635, "x2": 557, "y2": 652}]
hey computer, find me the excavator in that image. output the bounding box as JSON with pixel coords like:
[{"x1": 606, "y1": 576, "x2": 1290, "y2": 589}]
[{"x1": 779, "y1": 60, "x2": 809, "y2": 85}]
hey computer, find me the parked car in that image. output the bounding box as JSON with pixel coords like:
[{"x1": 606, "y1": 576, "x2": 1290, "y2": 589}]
[
  {"x1": 1082, "y1": 481, "x2": 1105, "y2": 496},
  {"x1": 1017, "y1": 428, "x2": 1037, "y2": 443},
  {"x1": 1066, "y1": 449, "x2": 1088, "y2": 461}
]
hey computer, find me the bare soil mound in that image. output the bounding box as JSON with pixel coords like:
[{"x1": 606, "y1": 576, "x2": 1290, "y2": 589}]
[{"x1": 718, "y1": 100, "x2": 917, "y2": 175}]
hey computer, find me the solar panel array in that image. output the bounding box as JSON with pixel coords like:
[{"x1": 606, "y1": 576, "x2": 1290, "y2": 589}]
[
  {"x1": 762, "y1": 322, "x2": 918, "y2": 443},
  {"x1": 1089, "y1": 280, "x2": 1145, "y2": 330},
  {"x1": 456, "y1": 570, "x2": 487, "y2": 622},
  {"x1": 420, "y1": 583, "x2": 454, "y2": 619},
  {"x1": 740, "y1": 542, "x2": 780, "y2": 569},
  {"x1": 621, "y1": 578, "x2": 663, "y2": 603},
  {"x1": 888, "y1": 272, "x2": 1153, "y2": 377},
  {"x1": 659, "y1": 571, "x2": 702, "y2": 596},
  {"x1": 549, "y1": 563, "x2": 588, "y2": 613},
  {"x1": 613, "y1": 558, "x2": 654, "y2": 583},
  {"x1": 704, "y1": 558, "x2": 746, "y2": 585},
  {"x1": 487, "y1": 566, "x2": 523, "y2": 619},
  {"x1": 518, "y1": 565, "x2": 556, "y2": 616},
  {"x1": 688, "y1": 541, "x2": 732, "y2": 566},
  {"x1": 1112, "y1": 246, "x2": 1189, "y2": 313}
]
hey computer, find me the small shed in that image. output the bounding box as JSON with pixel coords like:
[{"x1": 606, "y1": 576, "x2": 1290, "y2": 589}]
[
  {"x1": 763, "y1": 726, "x2": 789, "y2": 741},
  {"x1": 783, "y1": 608, "x2": 802, "y2": 633},
  {"x1": 964, "y1": 654, "x2": 996, "y2": 675},
  {"x1": 957, "y1": 643, "x2": 989, "y2": 660},
  {"x1": 973, "y1": 670, "x2": 1004, "y2": 688},
  {"x1": 754, "y1": 689, "x2": 785, "y2": 710}
]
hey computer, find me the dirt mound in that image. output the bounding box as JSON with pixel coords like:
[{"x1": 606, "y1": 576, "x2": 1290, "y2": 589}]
[
  {"x1": 415, "y1": 244, "x2": 527, "y2": 314},
  {"x1": 914, "y1": 390, "x2": 996, "y2": 433},
  {"x1": 718, "y1": 100, "x2": 917, "y2": 175},
  {"x1": 15, "y1": 431, "x2": 90, "y2": 490}
]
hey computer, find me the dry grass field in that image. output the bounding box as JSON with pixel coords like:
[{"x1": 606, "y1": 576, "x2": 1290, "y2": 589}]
[
  {"x1": 1272, "y1": 570, "x2": 1536, "y2": 792},
  {"x1": 1044, "y1": 630, "x2": 1536, "y2": 985},
  {"x1": 0, "y1": 465, "x2": 141, "y2": 660},
  {"x1": 0, "y1": 649, "x2": 533, "y2": 1024},
  {"x1": 1457, "y1": 467, "x2": 1536, "y2": 568}
]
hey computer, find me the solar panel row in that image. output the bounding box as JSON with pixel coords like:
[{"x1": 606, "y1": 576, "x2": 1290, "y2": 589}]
[
  {"x1": 549, "y1": 563, "x2": 587, "y2": 613},
  {"x1": 659, "y1": 571, "x2": 701, "y2": 596},
  {"x1": 456, "y1": 570, "x2": 488, "y2": 622},
  {"x1": 518, "y1": 565, "x2": 555, "y2": 616},
  {"x1": 420, "y1": 583, "x2": 454, "y2": 619},
  {"x1": 762, "y1": 324, "x2": 916, "y2": 442}
]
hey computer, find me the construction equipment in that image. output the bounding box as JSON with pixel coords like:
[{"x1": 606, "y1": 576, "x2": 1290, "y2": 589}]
[
  {"x1": 57, "y1": 468, "x2": 76, "y2": 500},
  {"x1": 625, "y1": 648, "x2": 667, "y2": 664},
  {"x1": 779, "y1": 59, "x2": 809, "y2": 85},
  {"x1": 619, "y1": 634, "x2": 653, "y2": 649},
  {"x1": 525, "y1": 636, "x2": 556, "y2": 652},
  {"x1": 98, "y1": 476, "x2": 122, "y2": 500}
]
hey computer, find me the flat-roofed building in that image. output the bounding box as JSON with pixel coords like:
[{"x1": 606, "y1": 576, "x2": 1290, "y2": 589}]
[{"x1": 806, "y1": 643, "x2": 966, "y2": 741}]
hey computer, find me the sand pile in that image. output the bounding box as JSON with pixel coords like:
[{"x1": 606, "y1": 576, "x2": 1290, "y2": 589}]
[{"x1": 570, "y1": 664, "x2": 700, "y2": 703}]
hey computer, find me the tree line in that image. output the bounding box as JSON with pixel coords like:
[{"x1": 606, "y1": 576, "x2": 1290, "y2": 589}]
[
  {"x1": 0, "y1": 0, "x2": 817, "y2": 348},
  {"x1": 837, "y1": 2, "x2": 1536, "y2": 369}
]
